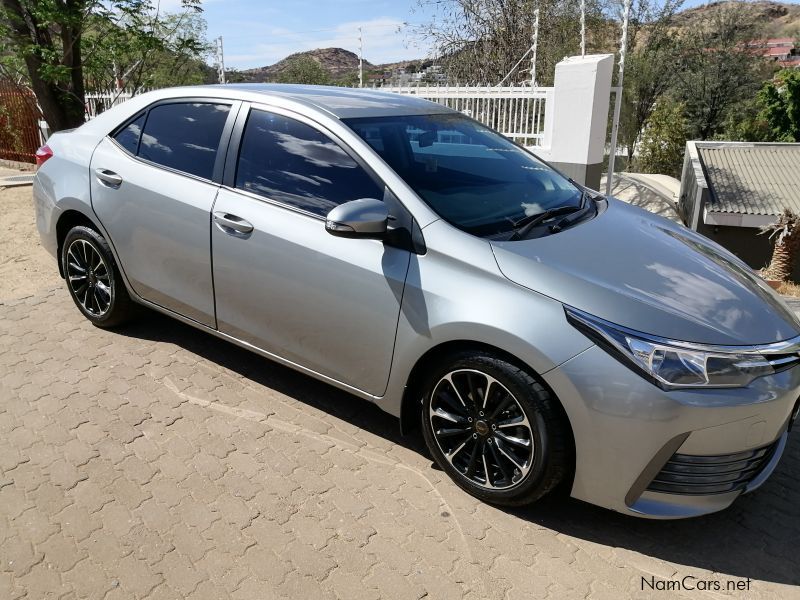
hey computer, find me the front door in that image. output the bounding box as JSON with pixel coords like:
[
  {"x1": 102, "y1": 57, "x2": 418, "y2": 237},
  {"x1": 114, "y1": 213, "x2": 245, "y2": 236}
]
[
  {"x1": 211, "y1": 107, "x2": 410, "y2": 396},
  {"x1": 91, "y1": 100, "x2": 236, "y2": 326}
]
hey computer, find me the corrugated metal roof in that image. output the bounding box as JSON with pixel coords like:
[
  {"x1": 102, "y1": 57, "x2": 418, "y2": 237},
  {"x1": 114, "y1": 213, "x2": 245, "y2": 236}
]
[{"x1": 697, "y1": 144, "x2": 800, "y2": 216}]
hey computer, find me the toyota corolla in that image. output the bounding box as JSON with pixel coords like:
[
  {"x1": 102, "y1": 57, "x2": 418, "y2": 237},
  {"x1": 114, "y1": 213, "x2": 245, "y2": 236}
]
[{"x1": 33, "y1": 85, "x2": 800, "y2": 518}]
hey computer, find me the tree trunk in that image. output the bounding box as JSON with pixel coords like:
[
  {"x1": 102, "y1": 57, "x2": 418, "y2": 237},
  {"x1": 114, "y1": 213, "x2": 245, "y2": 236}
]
[
  {"x1": 1, "y1": 0, "x2": 87, "y2": 132},
  {"x1": 762, "y1": 210, "x2": 800, "y2": 282},
  {"x1": 763, "y1": 241, "x2": 792, "y2": 282},
  {"x1": 22, "y1": 56, "x2": 85, "y2": 132}
]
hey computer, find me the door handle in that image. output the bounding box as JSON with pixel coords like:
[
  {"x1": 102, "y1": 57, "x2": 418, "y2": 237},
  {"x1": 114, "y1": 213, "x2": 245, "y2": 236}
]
[
  {"x1": 214, "y1": 211, "x2": 254, "y2": 234},
  {"x1": 94, "y1": 168, "x2": 123, "y2": 187}
]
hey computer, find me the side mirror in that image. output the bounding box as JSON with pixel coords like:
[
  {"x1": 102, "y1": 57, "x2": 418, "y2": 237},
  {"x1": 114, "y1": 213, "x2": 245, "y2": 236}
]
[
  {"x1": 418, "y1": 130, "x2": 436, "y2": 148},
  {"x1": 325, "y1": 198, "x2": 388, "y2": 238}
]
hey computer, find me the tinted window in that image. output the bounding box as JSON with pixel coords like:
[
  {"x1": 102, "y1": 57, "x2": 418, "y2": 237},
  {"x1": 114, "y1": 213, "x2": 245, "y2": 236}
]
[
  {"x1": 114, "y1": 113, "x2": 145, "y2": 154},
  {"x1": 236, "y1": 110, "x2": 382, "y2": 216},
  {"x1": 139, "y1": 102, "x2": 230, "y2": 180},
  {"x1": 346, "y1": 114, "x2": 582, "y2": 237}
]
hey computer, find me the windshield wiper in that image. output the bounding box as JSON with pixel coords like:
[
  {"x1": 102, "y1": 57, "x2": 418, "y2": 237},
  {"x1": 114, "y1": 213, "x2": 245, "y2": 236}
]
[
  {"x1": 549, "y1": 195, "x2": 597, "y2": 233},
  {"x1": 507, "y1": 193, "x2": 587, "y2": 241}
]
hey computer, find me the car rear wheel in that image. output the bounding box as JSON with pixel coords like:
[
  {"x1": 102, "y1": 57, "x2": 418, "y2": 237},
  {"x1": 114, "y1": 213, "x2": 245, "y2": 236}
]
[
  {"x1": 62, "y1": 225, "x2": 135, "y2": 328},
  {"x1": 421, "y1": 351, "x2": 572, "y2": 506}
]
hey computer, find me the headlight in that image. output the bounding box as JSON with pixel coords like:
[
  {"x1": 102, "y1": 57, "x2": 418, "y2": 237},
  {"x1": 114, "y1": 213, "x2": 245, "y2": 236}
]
[{"x1": 565, "y1": 306, "x2": 775, "y2": 388}]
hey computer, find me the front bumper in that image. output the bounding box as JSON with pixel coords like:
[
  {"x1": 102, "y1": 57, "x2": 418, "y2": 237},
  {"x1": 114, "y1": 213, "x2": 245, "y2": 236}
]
[{"x1": 544, "y1": 345, "x2": 800, "y2": 519}]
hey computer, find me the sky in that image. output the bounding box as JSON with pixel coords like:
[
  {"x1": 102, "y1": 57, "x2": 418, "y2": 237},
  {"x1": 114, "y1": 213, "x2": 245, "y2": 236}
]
[
  {"x1": 196, "y1": 0, "x2": 438, "y2": 69},
  {"x1": 163, "y1": 0, "x2": 800, "y2": 70}
]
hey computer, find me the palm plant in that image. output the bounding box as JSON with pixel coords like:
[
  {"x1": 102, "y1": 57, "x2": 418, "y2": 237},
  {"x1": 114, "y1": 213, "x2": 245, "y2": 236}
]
[{"x1": 760, "y1": 209, "x2": 800, "y2": 282}]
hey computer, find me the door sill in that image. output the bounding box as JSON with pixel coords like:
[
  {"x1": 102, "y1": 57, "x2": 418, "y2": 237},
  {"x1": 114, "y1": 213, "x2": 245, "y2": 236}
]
[{"x1": 130, "y1": 295, "x2": 383, "y2": 403}]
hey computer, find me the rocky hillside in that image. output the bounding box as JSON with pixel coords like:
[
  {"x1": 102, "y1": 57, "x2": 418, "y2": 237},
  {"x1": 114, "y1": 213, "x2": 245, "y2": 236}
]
[
  {"x1": 673, "y1": 1, "x2": 800, "y2": 36},
  {"x1": 238, "y1": 48, "x2": 374, "y2": 83},
  {"x1": 236, "y1": 48, "x2": 431, "y2": 84}
]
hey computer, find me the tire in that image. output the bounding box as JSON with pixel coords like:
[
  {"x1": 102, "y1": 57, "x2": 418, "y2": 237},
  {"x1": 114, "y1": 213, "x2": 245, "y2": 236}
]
[
  {"x1": 421, "y1": 351, "x2": 572, "y2": 507},
  {"x1": 61, "y1": 225, "x2": 136, "y2": 328}
]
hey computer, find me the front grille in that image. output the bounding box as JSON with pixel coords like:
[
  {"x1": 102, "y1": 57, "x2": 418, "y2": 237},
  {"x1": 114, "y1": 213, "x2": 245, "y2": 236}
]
[{"x1": 646, "y1": 442, "x2": 778, "y2": 496}]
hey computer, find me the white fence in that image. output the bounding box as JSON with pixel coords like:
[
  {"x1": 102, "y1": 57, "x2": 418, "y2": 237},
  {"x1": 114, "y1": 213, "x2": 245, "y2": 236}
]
[
  {"x1": 85, "y1": 91, "x2": 136, "y2": 119},
  {"x1": 84, "y1": 85, "x2": 556, "y2": 148},
  {"x1": 379, "y1": 85, "x2": 554, "y2": 148}
]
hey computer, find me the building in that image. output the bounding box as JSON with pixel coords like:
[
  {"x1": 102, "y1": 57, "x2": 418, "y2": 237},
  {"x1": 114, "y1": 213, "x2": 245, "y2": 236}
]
[
  {"x1": 379, "y1": 65, "x2": 449, "y2": 87},
  {"x1": 749, "y1": 37, "x2": 800, "y2": 68},
  {"x1": 678, "y1": 141, "x2": 800, "y2": 278}
]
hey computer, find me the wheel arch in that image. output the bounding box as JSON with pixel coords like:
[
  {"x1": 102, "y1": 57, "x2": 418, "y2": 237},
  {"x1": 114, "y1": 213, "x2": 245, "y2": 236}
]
[
  {"x1": 400, "y1": 340, "x2": 577, "y2": 494},
  {"x1": 399, "y1": 340, "x2": 574, "y2": 446},
  {"x1": 55, "y1": 209, "x2": 103, "y2": 278}
]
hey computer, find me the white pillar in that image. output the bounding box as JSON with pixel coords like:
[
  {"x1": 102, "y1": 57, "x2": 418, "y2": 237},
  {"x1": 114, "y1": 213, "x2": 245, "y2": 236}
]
[{"x1": 539, "y1": 54, "x2": 613, "y2": 190}]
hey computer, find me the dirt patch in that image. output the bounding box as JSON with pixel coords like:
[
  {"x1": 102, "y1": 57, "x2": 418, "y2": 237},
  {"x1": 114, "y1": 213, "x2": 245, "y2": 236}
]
[{"x1": 0, "y1": 185, "x2": 61, "y2": 300}]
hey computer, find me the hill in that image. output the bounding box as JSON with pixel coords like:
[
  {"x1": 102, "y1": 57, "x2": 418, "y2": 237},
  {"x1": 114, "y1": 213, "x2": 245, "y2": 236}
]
[
  {"x1": 234, "y1": 48, "x2": 430, "y2": 84},
  {"x1": 235, "y1": 48, "x2": 375, "y2": 83},
  {"x1": 673, "y1": 1, "x2": 800, "y2": 37}
]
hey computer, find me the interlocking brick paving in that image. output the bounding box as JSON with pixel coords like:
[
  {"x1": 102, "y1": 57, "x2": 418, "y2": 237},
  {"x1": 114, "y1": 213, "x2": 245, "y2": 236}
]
[{"x1": 1, "y1": 185, "x2": 798, "y2": 599}]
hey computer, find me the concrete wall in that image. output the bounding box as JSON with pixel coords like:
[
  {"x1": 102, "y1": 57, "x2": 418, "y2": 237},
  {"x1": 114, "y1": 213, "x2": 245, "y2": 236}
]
[
  {"x1": 696, "y1": 223, "x2": 771, "y2": 270},
  {"x1": 678, "y1": 141, "x2": 709, "y2": 229},
  {"x1": 536, "y1": 54, "x2": 614, "y2": 190},
  {"x1": 696, "y1": 222, "x2": 800, "y2": 281}
]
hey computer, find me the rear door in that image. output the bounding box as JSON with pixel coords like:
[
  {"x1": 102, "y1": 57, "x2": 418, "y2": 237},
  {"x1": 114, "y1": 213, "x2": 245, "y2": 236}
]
[
  {"x1": 211, "y1": 105, "x2": 411, "y2": 395},
  {"x1": 91, "y1": 99, "x2": 238, "y2": 326}
]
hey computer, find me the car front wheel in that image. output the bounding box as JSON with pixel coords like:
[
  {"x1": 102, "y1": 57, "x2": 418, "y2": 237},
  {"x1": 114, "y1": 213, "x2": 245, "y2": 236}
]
[
  {"x1": 62, "y1": 225, "x2": 135, "y2": 328},
  {"x1": 421, "y1": 351, "x2": 572, "y2": 506}
]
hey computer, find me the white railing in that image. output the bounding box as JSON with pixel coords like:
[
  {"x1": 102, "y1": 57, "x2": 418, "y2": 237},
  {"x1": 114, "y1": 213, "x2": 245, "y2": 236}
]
[
  {"x1": 379, "y1": 85, "x2": 554, "y2": 147},
  {"x1": 82, "y1": 85, "x2": 555, "y2": 148},
  {"x1": 84, "y1": 90, "x2": 138, "y2": 119}
]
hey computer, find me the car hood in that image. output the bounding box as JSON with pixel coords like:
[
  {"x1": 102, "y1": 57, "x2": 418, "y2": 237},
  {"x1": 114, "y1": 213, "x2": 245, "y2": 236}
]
[{"x1": 490, "y1": 199, "x2": 800, "y2": 346}]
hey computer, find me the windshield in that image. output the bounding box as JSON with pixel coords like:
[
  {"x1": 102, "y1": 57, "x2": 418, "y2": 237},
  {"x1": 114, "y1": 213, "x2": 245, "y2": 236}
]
[{"x1": 344, "y1": 113, "x2": 583, "y2": 237}]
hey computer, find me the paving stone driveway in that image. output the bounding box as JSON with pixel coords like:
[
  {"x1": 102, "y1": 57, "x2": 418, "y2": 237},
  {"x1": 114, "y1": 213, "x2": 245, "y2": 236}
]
[{"x1": 1, "y1": 187, "x2": 799, "y2": 599}]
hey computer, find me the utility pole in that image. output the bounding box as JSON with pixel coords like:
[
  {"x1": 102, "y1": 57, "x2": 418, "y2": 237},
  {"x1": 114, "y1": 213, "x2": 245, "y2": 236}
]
[
  {"x1": 605, "y1": 0, "x2": 631, "y2": 196},
  {"x1": 530, "y1": 8, "x2": 539, "y2": 87},
  {"x1": 113, "y1": 60, "x2": 122, "y2": 93},
  {"x1": 216, "y1": 36, "x2": 227, "y2": 85},
  {"x1": 580, "y1": 0, "x2": 586, "y2": 57},
  {"x1": 358, "y1": 27, "x2": 364, "y2": 88}
]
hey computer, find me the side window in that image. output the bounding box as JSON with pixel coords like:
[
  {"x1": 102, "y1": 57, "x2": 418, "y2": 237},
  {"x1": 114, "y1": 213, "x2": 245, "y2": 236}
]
[
  {"x1": 235, "y1": 110, "x2": 383, "y2": 216},
  {"x1": 114, "y1": 113, "x2": 145, "y2": 155},
  {"x1": 138, "y1": 102, "x2": 230, "y2": 180}
]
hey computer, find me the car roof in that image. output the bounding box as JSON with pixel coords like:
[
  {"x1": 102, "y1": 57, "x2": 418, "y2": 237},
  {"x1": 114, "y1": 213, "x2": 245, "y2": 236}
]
[
  {"x1": 179, "y1": 83, "x2": 456, "y2": 119},
  {"x1": 75, "y1": 84, "x2": 458, "y2": 145}
]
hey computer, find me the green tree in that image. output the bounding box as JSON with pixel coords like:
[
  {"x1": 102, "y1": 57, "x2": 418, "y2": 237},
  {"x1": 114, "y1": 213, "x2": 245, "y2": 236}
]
[
  {"x1": 82, "y1": 10, "x2": 212, "y2": 92},
  {"x1": 671, "y1": 1, "x2": 767, "y2": 140},
  {"x1": 0, "y1": 0, "x2": 203, "y2": 132},
  {"x1": 337, "y1": 70, "x2": 361, "y2": 88},
  {"x1": 618, "y1": 0, "x2": 685, "y2": 163},
  {"x1": 277, "y1": 56, "x2": 331, "y2": 85},
  {"x1": 224, "y1": 68, "x2": 252, "y2": 84},
  {"x1": 758, "y1": 69, "x2": 800, "y2": 142},
  {"x1": 635, "y1": 96, "x2": 688, "y2": 178},
  {"x1": 415, "y1": 0, "x2": 608, "y2": 85}
]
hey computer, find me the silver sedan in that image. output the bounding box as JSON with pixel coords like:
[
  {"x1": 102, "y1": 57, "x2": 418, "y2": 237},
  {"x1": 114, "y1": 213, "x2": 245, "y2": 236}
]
[{"x1": 33, "y1": 84, "x2": 800, "y2": 518}]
